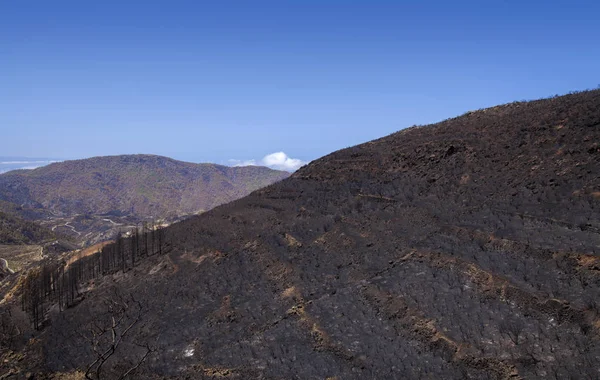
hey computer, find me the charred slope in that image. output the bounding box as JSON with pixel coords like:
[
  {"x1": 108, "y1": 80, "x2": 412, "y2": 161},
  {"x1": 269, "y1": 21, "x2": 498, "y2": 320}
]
[
  {"x1": 0, "y1": 155, "x2": 289, "y2": 219},
  {"x1": 33, "y1": 91, "x2": 600, "y2": 379}
]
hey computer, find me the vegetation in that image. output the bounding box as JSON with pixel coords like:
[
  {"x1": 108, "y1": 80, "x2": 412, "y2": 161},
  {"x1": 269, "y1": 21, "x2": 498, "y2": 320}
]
[
  {"x1": 0, "y1": 155, "x2": 289, "y2": 219},
  {"x1": 0, "y1": 211, "x2": 56, "y2": 245},
  {"x1": 0, "y1": 155, "x2": 289, "y2": 245}
]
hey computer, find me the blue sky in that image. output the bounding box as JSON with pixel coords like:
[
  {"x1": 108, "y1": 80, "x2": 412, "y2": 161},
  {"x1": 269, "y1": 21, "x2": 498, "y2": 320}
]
[{"x1": 1, "y1": 1, "x2": 598, "y2": 170}]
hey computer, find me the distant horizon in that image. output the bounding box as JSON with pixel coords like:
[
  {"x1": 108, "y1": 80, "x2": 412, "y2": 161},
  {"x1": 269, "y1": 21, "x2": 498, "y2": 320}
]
[
  {"x1": 3, "y1": 86, "x2": 599, "y2": 173},
  {"x1": 3, "y1": 1, "x2": 599, "y2": 168},
  {"x1": 0, "y1": 151, "x2": 307, "y2": 173}
]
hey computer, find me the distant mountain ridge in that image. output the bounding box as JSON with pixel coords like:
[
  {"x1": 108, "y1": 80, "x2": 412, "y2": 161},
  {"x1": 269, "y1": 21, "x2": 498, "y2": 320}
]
[
  {"x1": 0, "y1": 155, "x2": 289, "y2": 245},
  {"x1": 0, "y1": 154, "x2": 289, "y2": 219}
]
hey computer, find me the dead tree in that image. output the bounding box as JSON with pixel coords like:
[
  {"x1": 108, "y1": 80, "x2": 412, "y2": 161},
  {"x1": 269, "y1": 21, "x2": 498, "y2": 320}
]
[
  {"x1": 21, "y1": 268, "x2": 44, "y2": 330},
  {"x1": 79, "y1": 290, "x2": 155, "y2": 380},
  {"x1": 0, "y1": 308, "x2": 21, "y2": 350}
]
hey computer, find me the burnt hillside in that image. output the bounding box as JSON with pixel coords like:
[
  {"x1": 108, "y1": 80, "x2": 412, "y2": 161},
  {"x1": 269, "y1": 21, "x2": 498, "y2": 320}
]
[{"x1": 7, "y1": 90, "x2": 600, "y2": 379}]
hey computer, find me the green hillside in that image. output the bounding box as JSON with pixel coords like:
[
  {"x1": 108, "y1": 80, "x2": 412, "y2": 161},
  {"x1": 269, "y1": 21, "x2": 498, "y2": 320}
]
[{"x1": 0, "y1": 155, "x2": 290, "y2": 219}]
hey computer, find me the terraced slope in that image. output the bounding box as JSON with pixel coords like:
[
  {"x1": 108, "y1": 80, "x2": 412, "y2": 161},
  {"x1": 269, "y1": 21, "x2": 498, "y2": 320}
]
[{"x1": 6, "y1": 90, "x2": 600, "y2": 379}]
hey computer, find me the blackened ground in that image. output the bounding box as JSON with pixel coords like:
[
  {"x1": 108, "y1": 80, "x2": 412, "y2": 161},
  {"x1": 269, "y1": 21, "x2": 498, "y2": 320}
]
[{"x1": 33, "y1": 90, "x2": 600, "y2": 379}]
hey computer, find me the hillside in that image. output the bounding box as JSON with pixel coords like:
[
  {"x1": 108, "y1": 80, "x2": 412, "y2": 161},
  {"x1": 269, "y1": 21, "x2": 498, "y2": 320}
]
[
  {"x1": 3, "y1": 90, "x2": 600, "y2": 379},
  {"x1": 0, "y1": 211, "x2": 56, "y2": 245},
  {"x1": 0, "y1": 155, "x2": 290, "y2": 218},
  {"x1": 0, "y1": 155, "x2": 289, "y2": 245},
  {"x1": 0, "y1": 202, "x2": 76, "y2": 291}
]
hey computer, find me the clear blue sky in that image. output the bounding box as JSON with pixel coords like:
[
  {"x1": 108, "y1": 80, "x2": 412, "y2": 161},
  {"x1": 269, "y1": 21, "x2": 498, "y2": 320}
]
[{"x1": 1, "y1": 1, "x2": 598, "y2": 167}]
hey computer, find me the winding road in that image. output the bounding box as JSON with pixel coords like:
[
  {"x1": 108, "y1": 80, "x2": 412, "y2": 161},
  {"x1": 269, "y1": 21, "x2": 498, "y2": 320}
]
[
  {"x1": 0, "y1": 258, "x2": 15, "y2": 274},
  {"x1": 51, "y1": 222, "x2": 82, "y2": 236},
  {"x1": 102, "y1": 218, "x2": 122, "y2": 226}
]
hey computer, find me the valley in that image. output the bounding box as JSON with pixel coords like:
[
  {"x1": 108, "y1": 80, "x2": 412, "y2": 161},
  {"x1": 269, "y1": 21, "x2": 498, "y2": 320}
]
[
  {"x1": 0, "y1": 154, "x2": 289, "y2": 244},
  {"x1": 0, "y1": 156, "x2": 289, "y2": 322}
]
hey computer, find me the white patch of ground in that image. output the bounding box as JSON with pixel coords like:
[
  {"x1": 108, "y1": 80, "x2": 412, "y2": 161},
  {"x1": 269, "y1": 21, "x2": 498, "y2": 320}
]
[{"x1": 183, "y1": 345, "x2": 195, "y2": 358}]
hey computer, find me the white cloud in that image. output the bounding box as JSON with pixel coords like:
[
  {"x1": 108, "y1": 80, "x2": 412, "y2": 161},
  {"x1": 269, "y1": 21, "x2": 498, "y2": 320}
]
[
  {"x1": 261, "y1": 152, "x2": 306, "y2": 171},
  {"x1": 228, "y1": 159, "x2": 257, "y2": 167},
  {"x1": 0, "y1": 160, "x2": 59, "y2": 174},
  {"x1": 16, "y1": 165, "x2": 45, "y2": 170},
  {"x1": 229, "y1": 152, "x2": 307, "y2": 172},
  {"x1": 0, "y1": 161, "x2": 55, "y2": 164}
]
